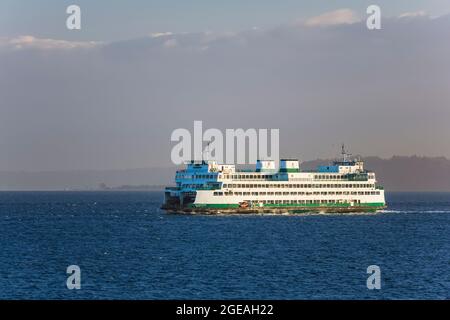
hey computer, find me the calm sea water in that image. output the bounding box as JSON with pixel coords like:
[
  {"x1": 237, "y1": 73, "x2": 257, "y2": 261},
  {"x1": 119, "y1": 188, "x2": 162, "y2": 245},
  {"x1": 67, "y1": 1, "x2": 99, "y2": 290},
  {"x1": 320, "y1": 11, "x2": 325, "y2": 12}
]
[{"x1": 0, "y1": 191, "x2": 448, "y2": 300}]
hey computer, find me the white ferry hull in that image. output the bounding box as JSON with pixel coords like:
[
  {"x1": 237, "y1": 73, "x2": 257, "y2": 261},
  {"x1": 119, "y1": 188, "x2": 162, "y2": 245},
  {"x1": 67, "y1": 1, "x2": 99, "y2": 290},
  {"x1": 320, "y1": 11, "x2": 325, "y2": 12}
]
[{"x1": 162, "y1": 151, "x2": 387, "y2": 215}]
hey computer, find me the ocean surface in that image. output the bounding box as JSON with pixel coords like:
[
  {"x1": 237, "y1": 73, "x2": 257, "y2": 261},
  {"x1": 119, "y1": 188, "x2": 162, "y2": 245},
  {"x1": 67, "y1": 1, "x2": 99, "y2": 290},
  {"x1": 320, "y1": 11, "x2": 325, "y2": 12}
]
[{"x1": 0, "y1": 191, "x2": 448, "y2": 300}]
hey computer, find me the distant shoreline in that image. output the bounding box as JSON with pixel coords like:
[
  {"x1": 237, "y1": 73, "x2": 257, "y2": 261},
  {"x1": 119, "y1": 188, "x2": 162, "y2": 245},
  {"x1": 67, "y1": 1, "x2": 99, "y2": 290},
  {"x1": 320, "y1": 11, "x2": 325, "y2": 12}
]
[{"x1": 1, "y1": 156, "x2": 450, "y2": 192}]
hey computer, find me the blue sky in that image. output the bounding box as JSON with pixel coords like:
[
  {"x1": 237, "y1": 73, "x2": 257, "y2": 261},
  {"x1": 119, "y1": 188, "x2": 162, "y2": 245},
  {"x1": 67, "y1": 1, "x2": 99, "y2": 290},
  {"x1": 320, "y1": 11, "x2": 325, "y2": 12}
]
[{"x1": 1, "y1": 0, "x2": 450, "y2": 41}]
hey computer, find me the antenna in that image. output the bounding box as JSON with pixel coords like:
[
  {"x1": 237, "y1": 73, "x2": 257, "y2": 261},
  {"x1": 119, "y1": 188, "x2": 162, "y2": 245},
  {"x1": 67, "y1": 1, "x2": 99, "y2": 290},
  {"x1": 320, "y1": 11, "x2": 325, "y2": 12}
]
[
  {"x1": 202, "y1": 141, "x2": 211, "y2": 162},
  {"x1": 341, "y1": 143, "x2": 352, "y2": 162}
]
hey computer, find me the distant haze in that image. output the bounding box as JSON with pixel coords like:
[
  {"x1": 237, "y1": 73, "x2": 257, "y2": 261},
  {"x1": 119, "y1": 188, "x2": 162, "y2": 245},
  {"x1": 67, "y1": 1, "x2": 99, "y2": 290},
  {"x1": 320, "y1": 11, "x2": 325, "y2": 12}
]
[
  {"x1": 1, "y1": 5, "x2": 450, "y2": 172},
  {"x1": 1, "y1": 156, "x2": 450, "y2": 192}
]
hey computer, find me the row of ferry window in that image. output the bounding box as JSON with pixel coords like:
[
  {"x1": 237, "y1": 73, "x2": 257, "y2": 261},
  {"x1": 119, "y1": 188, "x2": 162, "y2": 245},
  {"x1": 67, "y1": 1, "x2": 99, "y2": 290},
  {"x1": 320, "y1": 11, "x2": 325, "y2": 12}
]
[
  {"x1": 213, "y1": 191, "x2": 381, "y2": 196},
  {"x1": 177, "y1": 174, "x2": 216, "y2": 179},
  {"x1": 222, "y1": 183, "x2": 373, "y2": 189},
  {"x1": 177, "y1": 174, "x2": 363, "y2": 180},
  {"x1": 237, "y1": 200, "x2": 361, "y2": 204}
]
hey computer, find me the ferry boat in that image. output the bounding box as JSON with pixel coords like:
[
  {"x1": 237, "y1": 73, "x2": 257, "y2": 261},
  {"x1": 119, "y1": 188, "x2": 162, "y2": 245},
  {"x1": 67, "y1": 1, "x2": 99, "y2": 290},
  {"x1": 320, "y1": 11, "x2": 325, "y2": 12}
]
[{"x1": 162, "y1": 147, "x2": 386, "y2": 214}]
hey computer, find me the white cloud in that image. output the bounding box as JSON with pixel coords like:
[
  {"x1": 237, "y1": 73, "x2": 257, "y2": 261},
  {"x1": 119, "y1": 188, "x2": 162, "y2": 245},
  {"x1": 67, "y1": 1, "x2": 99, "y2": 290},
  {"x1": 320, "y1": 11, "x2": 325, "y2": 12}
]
[
  {"x1": 150, "y1": 32, "x2": 173, "y2": 38},
  {"x1": 304, "y1": 9, "x2": 360, "y2": 27},
  {"x1": 398, "y1": 11, "x2": 427, "y2": 18},
  {"x1": 0, "y1": 35, "x2": 99, "y2": 50},
  {"x1": 163, "y1": 38, "x2": 178, "y2": 48}
]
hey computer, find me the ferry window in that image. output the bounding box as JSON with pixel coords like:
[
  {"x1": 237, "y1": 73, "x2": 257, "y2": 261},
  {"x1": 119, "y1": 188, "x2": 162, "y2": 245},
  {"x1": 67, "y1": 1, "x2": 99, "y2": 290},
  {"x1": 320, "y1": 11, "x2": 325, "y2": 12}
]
[{"x1": 283, "y1": 192, "x2": 289, "y2": 195}]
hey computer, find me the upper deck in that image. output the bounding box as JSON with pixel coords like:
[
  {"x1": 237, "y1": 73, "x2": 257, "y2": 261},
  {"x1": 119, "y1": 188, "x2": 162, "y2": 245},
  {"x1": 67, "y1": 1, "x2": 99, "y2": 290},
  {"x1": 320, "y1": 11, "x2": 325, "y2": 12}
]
[{"x1": 173, "y1": 157, "x2": 378, "y2": 190}]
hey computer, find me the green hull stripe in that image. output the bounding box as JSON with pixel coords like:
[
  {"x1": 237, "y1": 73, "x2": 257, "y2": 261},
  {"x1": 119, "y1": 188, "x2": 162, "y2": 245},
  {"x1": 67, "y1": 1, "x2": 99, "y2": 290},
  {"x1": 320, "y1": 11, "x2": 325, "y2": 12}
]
[{"x1": 279, "y1": 168, "x2": 300, "y2": 173}]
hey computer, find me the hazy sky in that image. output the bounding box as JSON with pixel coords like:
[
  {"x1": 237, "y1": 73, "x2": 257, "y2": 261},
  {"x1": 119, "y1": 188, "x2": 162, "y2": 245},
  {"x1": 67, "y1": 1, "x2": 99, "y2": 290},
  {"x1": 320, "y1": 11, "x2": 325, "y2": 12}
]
[
  {"x1": 1, "y1": 1, "x2": 450, "y2": 171},
  {"x1": 1, "y1": 0, "x2": 450, "y2": 40}
]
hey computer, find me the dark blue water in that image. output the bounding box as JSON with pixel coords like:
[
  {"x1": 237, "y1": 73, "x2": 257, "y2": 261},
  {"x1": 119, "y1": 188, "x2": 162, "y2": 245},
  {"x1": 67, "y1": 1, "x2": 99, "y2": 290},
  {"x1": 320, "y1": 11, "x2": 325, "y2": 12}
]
[{"x1": 0, "y1": 191, "x2": 448, "y2": 299}]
